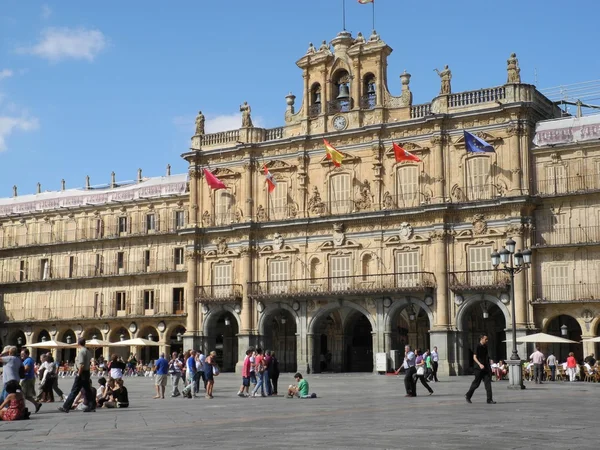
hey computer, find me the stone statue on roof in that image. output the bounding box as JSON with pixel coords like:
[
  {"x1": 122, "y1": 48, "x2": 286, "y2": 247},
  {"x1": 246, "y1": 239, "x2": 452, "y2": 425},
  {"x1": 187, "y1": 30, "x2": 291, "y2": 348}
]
[
  {"x1": 434, "y1": 65, "x2": 452, "y2": 95},
  {"x1": 353, "y1": 32, "x2": 366, "y2": 45},
  {"x1": 240, "y1": 101, "x2": 253, "y2": 128},
  {"x1": 195, "y1": 111, "x2": 205, "y2": 135},
  {"x1": 318, "y1": 40, "x2": 330, "y2": 53},
  {"x1": 306, "y1": 42, "x2": 316, "y2": 54},
  {"x1": 507, "y1": 53, "x2": 521, "y2": 84}
]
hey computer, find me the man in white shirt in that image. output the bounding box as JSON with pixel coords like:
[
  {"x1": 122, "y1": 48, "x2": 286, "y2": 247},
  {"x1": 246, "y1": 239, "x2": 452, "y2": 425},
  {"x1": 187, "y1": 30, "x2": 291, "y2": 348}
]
[
  {"x1": 402, "y1": 345, "x2": 416, "y2": 397},
  {"x1": 529, "y1": 346, "x2": 545, "y2": 384},
  {"x1": 430, "y1": 347, "x2": 439, "y2": 382}
]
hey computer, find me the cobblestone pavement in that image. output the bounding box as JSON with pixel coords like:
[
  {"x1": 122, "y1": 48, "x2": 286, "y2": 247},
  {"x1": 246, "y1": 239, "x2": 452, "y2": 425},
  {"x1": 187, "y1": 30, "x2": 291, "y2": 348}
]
[{"x1": 0, "y1": 373, "x2": 595, "y2": 449}]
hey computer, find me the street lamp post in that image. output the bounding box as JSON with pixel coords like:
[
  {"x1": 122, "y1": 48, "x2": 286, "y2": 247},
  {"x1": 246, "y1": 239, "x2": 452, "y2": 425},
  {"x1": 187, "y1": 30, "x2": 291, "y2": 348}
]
[
  {"x1": 491, "y1": 238, "x2": 532, "y2": 390},
  {"x1": 281, "y1": 315, "x2": 287, "y2": 373}
]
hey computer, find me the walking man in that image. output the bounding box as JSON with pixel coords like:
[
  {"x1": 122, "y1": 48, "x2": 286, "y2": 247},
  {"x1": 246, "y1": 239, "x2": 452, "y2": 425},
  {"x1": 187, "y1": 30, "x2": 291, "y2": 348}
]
[
  {"x1": 530, "y1": 346, "x2": 545, "y2": 384},
  {"x1": 465, "y1": 334, "x2": 495, "y2": 404},
  {"x1": 153, "y1": 352, "x2": 169, "y2": 399},
  {"x1": 168, "y1": 352, "x2": 183, "y2": 397},
  {"x1": 59, "y1": 337, "x2": 96, "y2": 412},
  {"x1": 430, "y1": 346, "x2": 439, "y2": 382},
  {"x1": 20, "y1": 349, "x2": 42, "y2": 413},
  {"x1": 402, "y1": 345, "x2": 417, "y2": 397}
]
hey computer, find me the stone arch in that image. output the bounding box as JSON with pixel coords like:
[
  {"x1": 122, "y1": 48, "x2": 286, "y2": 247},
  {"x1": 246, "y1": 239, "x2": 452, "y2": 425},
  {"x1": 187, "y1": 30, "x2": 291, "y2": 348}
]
[
  {"x1": 257, "y1": 302, "x2": 300, "y2": 336},
  {"x1": 456, "y1": 294, "x2": 511, "y2": 332},
  {"x1": 308, "y1": 300, "x2": 375, "y2": 335},
  {"x1": 384, "y1": 296, "x2": 434, "y2": 332},
  {"x1": 542, "y1": 313, "x2": 583, "y2": 362},
  {"x1": 32, "y1": 328, "x2": 51, "y2": 344},
  {"x1": 202, "y1": 304, "x2": 242, "y2": 333},
  {"x1": 137, "y1": 325, "x2": 160, "y2": 363},
  {"x1": 203, "y1": 305, "x2": 241, "y2": 372},
  {"x1": 164, "y1": 322, "x2": 187, "y2": 341},
  {"x1": 8, "y1": 329, "x2": 26, "y2": 348},
  {"x1": 82, "y1": 327, "x2": 103, "y2": 340}
]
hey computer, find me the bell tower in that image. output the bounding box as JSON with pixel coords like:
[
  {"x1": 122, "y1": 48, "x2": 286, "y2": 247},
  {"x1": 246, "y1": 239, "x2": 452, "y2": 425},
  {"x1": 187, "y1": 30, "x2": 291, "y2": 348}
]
[{"x1": 288, "y1": 30, "x2": 396, "y2": 136}]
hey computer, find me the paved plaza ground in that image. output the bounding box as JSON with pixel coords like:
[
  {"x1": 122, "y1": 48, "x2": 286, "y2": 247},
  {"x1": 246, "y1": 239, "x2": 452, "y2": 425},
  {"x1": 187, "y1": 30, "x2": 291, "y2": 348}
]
[{"x1": 0, "y1": 372, "x2": 595, "y2": 449}]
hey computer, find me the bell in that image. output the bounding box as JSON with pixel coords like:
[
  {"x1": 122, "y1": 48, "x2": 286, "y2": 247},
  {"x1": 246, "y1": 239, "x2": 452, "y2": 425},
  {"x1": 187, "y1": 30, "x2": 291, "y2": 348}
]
[
  {"x1": 367, "y1": 82, "x2": 376, "y2": 94},
  {"x1": 337, "y1": 84, "x2": 350, "y2": 100},
  {"x1": 314, "y1": 91, "x2": 321, "y2": 104}
]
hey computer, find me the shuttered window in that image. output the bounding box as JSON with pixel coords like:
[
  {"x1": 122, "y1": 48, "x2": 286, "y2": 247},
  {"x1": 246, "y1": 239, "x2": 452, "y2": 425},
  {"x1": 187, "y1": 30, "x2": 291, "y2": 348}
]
[
  {"x1": 212, "y1": 263, "x2": 232, "y2": 297},
  {"x1": 329, "y1": 174, "x2": 352, "y2": 215},
  {"x1": 269, "y1": 181, "x2": 288, "y2": 220},
  {"x1": 396, "y1": 166, "x2": 419, "y2": 207},
  {"x1": 395, "y1": 251, "x2": 419, "y2": 286},
  {"x1": 467, "y1": 157, "x2": 491, "y2": 200},
  {"x1": 468, "y1": 246, "x2": 493, "y2": 286},
  {"x1": 215, "y1": 191, "x2": 233, "y2": 225},
  {"x1": 544, "y1": 265, "x2": 571, "y2": 301},
  {"x1": 330, "y1": 255, "x2": 351, "y2": 290},
  {"x1": 546, "y1": 165, "x2": 567, "y2": 194},
  {"x1": 268, "y1": 259, "x2": 289, "y2": 294}
]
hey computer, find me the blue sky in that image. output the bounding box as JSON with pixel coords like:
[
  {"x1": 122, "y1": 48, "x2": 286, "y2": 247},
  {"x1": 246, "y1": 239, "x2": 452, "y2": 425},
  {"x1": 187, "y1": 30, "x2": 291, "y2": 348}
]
[{"x1": 0, "y1": 0, "x2": 599, "y2": 197}]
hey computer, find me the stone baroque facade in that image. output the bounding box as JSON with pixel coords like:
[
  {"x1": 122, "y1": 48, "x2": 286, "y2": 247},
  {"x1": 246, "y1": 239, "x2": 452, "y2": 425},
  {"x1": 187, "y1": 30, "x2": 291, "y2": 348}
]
[{"x1": 2, "y1": 31, "x2": 596, "y2": 374}]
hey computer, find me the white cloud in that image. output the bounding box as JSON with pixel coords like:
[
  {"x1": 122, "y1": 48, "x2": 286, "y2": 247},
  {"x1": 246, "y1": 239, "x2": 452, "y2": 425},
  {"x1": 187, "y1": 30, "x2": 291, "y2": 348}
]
[
  {"x1": 173, "y1": 112, "x2": 264, "y2": 134},
  {"x1": 18, "y1": 27, "x2": 107, "y2": 62},
  {"x1": 0, "y1": 115, "x2": 40, "y2": 152},
  {"x1": 0, "y1": 69, "x2": 13, "y2": 81},
  {"x1": 41, "y1": 4, "x2": 52, "y2": 20}
]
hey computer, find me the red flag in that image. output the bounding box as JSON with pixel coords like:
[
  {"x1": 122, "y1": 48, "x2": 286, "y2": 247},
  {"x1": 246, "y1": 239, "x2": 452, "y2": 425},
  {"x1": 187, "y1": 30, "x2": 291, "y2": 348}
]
[
  {"x1": 393, "y1": 143, "x2": 421, "y2": 163},
  {"x1": 263, "y1": 165, "x2": 277, "y2": 193},
  {"x1": 203, "y1": 168, "x2": 226, "y2": 190}
]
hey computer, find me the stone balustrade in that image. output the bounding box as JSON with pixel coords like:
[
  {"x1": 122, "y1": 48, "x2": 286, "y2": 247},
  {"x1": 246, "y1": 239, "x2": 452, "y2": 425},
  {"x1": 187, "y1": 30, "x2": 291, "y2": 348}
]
[{"x1": 449, "y1": 86, "x2": 506, "y2": 108}]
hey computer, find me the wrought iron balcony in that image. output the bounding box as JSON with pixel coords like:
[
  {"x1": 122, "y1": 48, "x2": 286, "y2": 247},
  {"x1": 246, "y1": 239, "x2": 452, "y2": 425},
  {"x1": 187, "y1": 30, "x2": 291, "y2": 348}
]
[
  {"x1": 533, "y1": 225, "x2": 600, "y2": 247},
  {"x1": 196, "y1": 284, "x2": 243, "y2": 302},
  {"x1": 532, "y1": 283, "x2": 600, "y2": 304},
  {"x1": 308, "y1": 103, "x2": 322, "y2": 117},
  {"x1": 535, "y1": 174, "x2": 600, "y2": 197},
  {"x1": 359, "y1": 94, "x2": 376, "y2": 110},
  {"x1": 248, "y1": 272, "x2": 436, "y2": 300},
  {"x1": 449, "y1": 270, "x2": 510, "y2": 291},
  {"x1": 327, "y1": 98, "x2": 353, "y2": 114}
]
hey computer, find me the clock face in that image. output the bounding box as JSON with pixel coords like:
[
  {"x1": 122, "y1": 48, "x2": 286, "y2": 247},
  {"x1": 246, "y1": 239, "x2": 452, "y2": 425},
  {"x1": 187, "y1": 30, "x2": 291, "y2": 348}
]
[{"x1": 333, "y1": 115, "x2": 347, "y2": 131}]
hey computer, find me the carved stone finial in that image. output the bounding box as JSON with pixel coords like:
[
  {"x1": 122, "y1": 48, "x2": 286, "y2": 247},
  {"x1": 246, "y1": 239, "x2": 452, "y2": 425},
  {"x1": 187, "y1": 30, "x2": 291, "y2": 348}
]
[
  {"x1": 506, "y1": 53, "x2": 521, "y2": 84},
  {"x1": 195, "y1": 111, "x2": 205, "y2": 136},
  {"x1": 306, "y1": 42, "x2": 316, "y2": 54},
  {"x1": 434, "y1": 65, "x2": 452, "y2": 95},
  {"x1": 318, "y1": 40, "x2": 330, "y2": 53},
  {"x1": 369, "y1": 30, "x2": 380, "y2": 42},
  {"x1": 353, "y1": 32, "x2": 366, "y2": 45}
]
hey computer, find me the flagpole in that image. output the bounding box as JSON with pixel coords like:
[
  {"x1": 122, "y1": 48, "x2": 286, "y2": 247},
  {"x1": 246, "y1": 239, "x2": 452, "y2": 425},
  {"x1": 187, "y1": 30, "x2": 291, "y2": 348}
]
[
  {"x1": 372, "y1": 1, "x2": 375, "y2": 32},
  {"x1": 342, "y1": 0, "x2": 346, "y2": 31}
]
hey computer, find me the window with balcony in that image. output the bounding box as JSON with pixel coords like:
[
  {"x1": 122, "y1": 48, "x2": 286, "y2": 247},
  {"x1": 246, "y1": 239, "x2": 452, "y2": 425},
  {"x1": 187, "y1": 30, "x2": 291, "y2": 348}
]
[
  {"x1": 144, "y1": 250, "x2": 151, "y2": 272},
  {"x1": 212, "y1": 263, "x2": 232, "y2": 297},
  {"x1": 117, "y1": 252, "x2": 125, "y2": 274},
  {"x1": 269, "y1": 181, "x2": 288, "y2": 220},
  {"x1": 396, "y1": 165, "x2": 420, "y2": 208},
  {"x1": 468, "y1": 246, "x2": 493, "y2": 286},
  {"x1": 175, "y1": 210, "x2": 185, "y2": 229},
  {"x1": 40, "y1": 258, "x2": 50, "y2": 280},
  {"x1": 330, "y1": 255, "x2": 351, "y2": 291},
  {"x1": 95, "y1": 254, "x2": 103, "y2": 276},
  {"x1": 544, "y1": 264, "x2": 571, "y2": 300},
  {"x1": 118, "y1": 216, "x2": 128, "y2": 234},
  {"x1": 466, "y1": 157, "x2": 491, "y2": 201},
  {"x1": 116, "y1": 291, "x2": 126, "y2": 312},
  {"x1": 268, "y1": 259, "x2": 289, "y2": 294},
  {"x1": 144, "y1": 290, "x2": 155, "y2": 311},
  {"x1": 174, "y1": 248, "x2": 184, "y2": 267},
  {"x1": 93, "y1": 218, "x2": 104, "y2": 239},
  {"x1": 329, "y1": 174, "x2": 352, "y2": 215},
  {"x1": 173, "y1": 287, "x2": 184, "y2": 314},
  {"x1": 146, "y1": 214, "x2": 156, "y2": 232},
  {"x1": 545, "y1": 164, "x2": 567, "y2": 195},
  {"x1": 214, "y1": 190, "x2": 234, "y2": 226},
  {"x1": 19, "y1": 260, "x2": 27, "y2": 281},
  {"x1": 396, "y1": 250, "x2": 419, "y2": 287}
]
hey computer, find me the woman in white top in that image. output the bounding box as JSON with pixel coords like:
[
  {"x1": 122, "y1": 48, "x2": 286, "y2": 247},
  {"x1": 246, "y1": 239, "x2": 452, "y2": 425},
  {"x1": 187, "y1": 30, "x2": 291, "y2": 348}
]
[{"x1": 40, "y1": 354, "x2": 57, "y2": 402}]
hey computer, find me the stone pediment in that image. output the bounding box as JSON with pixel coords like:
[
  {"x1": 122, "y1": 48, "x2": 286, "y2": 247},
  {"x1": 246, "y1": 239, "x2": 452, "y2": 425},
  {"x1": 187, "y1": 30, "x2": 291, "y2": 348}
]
[
  {"x1": 385, "y1": 141, "x2": 429, "y2": 159},
  {"x1": 259, "y1": 244, "x2": 298, "y2": 255},
  {"x1": 204, "y1": 249, "x2": 237, "y2": 259},
  {"x1": 319, "y1": 151, "x2": 360, "y2": 166},
  {"x1": 263, "y1": 160, "x2": 296, "y2": 172},
  {"x1": 317, "y1": 239, "x2": 361, "y2": 251},
  {"x1": 384, "y1": 234, "x2": 429, "y2": 246},
  {"x1": 211, "y1": 167, "x2": 241, "y2": 179}
]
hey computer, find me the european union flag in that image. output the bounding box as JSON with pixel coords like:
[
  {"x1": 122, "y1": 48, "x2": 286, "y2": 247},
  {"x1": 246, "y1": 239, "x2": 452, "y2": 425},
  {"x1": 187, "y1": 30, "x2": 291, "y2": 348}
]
[{"x1": 464, "y1": 130, "x2": 495, "y2": 153}]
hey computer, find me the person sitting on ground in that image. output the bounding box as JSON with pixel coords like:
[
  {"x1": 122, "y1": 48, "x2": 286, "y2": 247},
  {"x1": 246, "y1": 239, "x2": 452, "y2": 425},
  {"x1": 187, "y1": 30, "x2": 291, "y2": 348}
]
[
  {"x1": 105, "y1": 379, "x2": 129, "y2": 408},
  {"x1": 0, "y1": 380, "x2": 30, "y2": 421},
  {"x1": 98, "y1": 378, "x2": 115, "y2": 408},
  {"x1": 96, "y1": 377, "x2": 107, "y2": 400},
  {"x1": 494, "y1": 360, "x2": 507, "y2": 380},
  {"x1": 71, "y1": 385, "x2": 97, "y2": 411},
  {"x1": 287, "y1": 373, "x2": 316, "y2": 399}
]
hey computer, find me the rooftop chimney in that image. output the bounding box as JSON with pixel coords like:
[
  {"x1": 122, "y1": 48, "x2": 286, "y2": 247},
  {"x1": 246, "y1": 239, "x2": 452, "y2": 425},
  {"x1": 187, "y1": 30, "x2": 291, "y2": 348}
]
[
  {"x1": 137, "y1": 168, "x2": 143, "y2": 183},
  {"x1": 61, "y1": 179, "x2": 66, "y2": 191},
  {"x1": 85, "y1": 176, "x2": 91, "y2": 190},
  {"x1": 12, "y1": 185, "x2": 17, "y2": 197},
  {"x1": 110, "y1": 171, "x2": 116, "y2": 188},
  {"x1": 36, "y1": 182, "x2": 41, "y2": 194},
  {"x1": 166, "y1": 164, "x2": 171, "y2": 176}
]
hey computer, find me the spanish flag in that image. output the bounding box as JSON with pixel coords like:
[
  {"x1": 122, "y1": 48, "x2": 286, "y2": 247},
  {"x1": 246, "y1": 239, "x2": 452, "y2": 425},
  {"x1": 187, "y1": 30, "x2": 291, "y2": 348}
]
[{"x1": 323, "y1": 139, "x2": 344, "y2": 167}]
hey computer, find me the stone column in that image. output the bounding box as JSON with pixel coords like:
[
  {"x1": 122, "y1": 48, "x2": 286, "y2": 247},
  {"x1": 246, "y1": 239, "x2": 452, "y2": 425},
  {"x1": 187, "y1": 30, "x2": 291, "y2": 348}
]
[
  {"x1": 430, "y1": 135, "x2": 445, "y2": 203},
  {"x1": 512, "y1": 232, "x2": 528, "y2": 328},
  {"x1": 188, "y1": 165, "x2": 200, "y2": 226},
  {"x1": 507, "y1": 124, "x2": 523, "y2": 194},
  {"x1": 240, "y1": 246, "x2": 252, "y2": 334},
  {"x1": 184, "y1": 250, "x2": 198, "y2": 347},
  {"x1": 302, "y1": 70, "x2": 309, "y2": 119},
  {"x1": 306, "y1": 333, "x2": 315, "y2": 374},
  {"x1": 244, "y1": 158, "x2": 254, "y2": 221},
  {"x1": 431, "y1": 230, "x2": 448, "y2": 328}
]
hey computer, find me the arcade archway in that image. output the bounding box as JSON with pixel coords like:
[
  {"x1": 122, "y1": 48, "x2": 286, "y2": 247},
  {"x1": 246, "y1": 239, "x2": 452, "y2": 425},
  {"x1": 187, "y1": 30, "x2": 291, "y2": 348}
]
[
  {"x1": 545, "y1": 315, "x2": 582, "y2": 362},
  {"x1": 108, "y1": 327, "x2": 131, "y2": 360},
  {"x1": 260, "y1": 308, "x2": 297, "y2": 373},
  {"x1": 138, "y1": 325, "x2": 160, "y2": 363},
  {"x1": 204, "y1": 310, "x2": 239, "y2": 372}
]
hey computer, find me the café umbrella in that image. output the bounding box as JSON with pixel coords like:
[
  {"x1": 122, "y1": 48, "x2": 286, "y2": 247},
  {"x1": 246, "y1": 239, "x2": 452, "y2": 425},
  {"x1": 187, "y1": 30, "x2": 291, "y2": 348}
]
[
  {"x1": 111, "y1": 338, "x2": 160, "y2": 347},
  {"x1": 26, "y1": 340, "x2": 76, "y2": 348},
  {"x1": 503, "y1": 332, "x2": 579, "y2": 344}
]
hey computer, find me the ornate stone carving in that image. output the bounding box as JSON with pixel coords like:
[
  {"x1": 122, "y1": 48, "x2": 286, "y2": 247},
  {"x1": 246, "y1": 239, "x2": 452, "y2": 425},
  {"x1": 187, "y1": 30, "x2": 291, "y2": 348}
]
[
  {"x1": 202, "y1": 210, "x2": 211, "y2": 225},
  {"x1": 505, "y1": 223, "x2": 524, "y2": 236},
  {"x1": 273, "y1": 233, "x2": 284, "y2": 251},
  {"x1": 355, "y1": 180, "x2": 373, "y2": 211},
  {"x1": 308, "y1": 186, "x2": 326, "y2": 215},
  {"x1": 216, "y1": 238, "x2": 227, "y2": 254},
  {"x1": 185, "y1": 250, "x2": 199, "y2": 262},
  {"x1": 382, "y1": 191, "x2": 395, "y2": 209},
  {"x1": 307, "y1": 300, "x2": 316, "y2": 312},
  {"x1": 472, "y1": 214, "x2": 488, "y2": 235},
  {"x1": 240, "y1": 101, "x2": 253, "y2": 128},
  {"x1": 256, "y1": 205, "x2": 267, "y2": 222},
  {"x1": 288, "y1": 203, "x2": 298, "y2": 218},
  {"x1": 234, "y1": 209, "x2": 242, "y2": 223},
  {"x1": 188, "y1": 166, "x2": 202, "y2": 179},
  {"x1": 306, "y1": 42, "x2": 316, "y2": 54},
  {"x1": 333, "y1": 223, "x2": 345, "y2": 247},
  {"x1": 195, "y1": 111, "x2": 205, "y2": 135},
  {"x1": 429, "y1": 230, "x2": 447, "y2": 242},
  {"x1": 434, "y1": 65, "x2": 452, "y2": 95},
  {"x1": 399, "y1": 222, "x2": 413, "y2": 241},
  {"x1": 506, "y1": 53, "x2": 521, "y2": 84}
]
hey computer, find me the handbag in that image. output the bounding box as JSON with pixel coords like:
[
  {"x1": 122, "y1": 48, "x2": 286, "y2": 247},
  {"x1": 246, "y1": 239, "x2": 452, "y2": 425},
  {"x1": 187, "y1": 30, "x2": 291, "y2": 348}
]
[
  {"x1": 212, "y1": 366, "x2": 220, "y2": 376},
  {"x1": 416, "y1": 366, "x2": 425, "y2": 376}
]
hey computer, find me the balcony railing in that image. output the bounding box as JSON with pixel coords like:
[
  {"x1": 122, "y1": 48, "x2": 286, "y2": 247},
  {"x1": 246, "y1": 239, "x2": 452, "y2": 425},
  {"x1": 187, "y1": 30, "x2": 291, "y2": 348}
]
[
  {"x1": 359, "y1": 94, "x2": 376, "y2": 110},
  {"x1": 248, "y1": 272, "x2": 436, "y2": 299},
  {"x1": 448, "y1": 87, "x2": 505, "y2": 108},
  {"x1": 380, "y1": 192, "x2": 428, "y2": 210},
  {"x1": 1, "y1": 301, "x2": 184, "y2": 322},
  {"x1": 410, "y1": 103, "x2": 432, "y2": 118},
  {"x1": 199, "y1": 130, "x2": 240, "y2": 146},
  {"x1": 533, "y1": 283, "x2": 600, "y2": 303},
  {"x1": 196, "y1": 284, "x2": 243, "y2": 302},
  {"x1": 533, "y1": 225, "x2": 600, "y2": 247},
  {"x1": 449, "y1": 270, "x2": 510, "y2": 291},
  {"x1": 535, "y1": 174, "x2": 600, "y2": 197},
  {"x1": 0, "y1": 259, "x2": 186, "y2": 284},
  {"x1": 450, "y1": 183, "x2": 504, "y2": 203},
  {"x1": 327, "y1": 99, "x2": 353, "y2": 114},
  {"x1": 265, "y1": 127, "x2": 284, "y2": 141}
]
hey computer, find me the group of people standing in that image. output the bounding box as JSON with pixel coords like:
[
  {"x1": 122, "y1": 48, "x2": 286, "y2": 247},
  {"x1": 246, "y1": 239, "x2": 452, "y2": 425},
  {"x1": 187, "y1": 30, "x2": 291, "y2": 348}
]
[
  {"x1": 238, "y1": 348, "x2": 280, "y2": 397},
  {"x1": 397, "y1": 346, "x2": 439, "y2": 397},
  {"x1": 152, "y1": 350, "x2": 218, "y2": 399}
]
